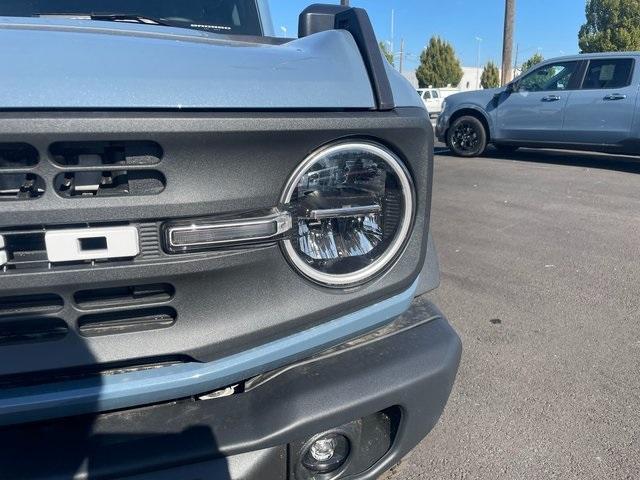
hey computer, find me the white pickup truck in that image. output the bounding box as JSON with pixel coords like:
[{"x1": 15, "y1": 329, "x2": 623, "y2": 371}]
[{"x1": 418, "y1": 87, "x2": 444, "y2": 116}]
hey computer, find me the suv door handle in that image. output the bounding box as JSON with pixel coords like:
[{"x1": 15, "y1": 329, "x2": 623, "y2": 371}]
[
  {"x1": 541, "y1": 95, "x2": 561, "y2": 102},
  {"x1": 603, "y1": 93, "x2": 627, "y2": 101}
]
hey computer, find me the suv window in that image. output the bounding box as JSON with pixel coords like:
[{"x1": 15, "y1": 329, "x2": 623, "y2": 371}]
[
  {"x1": 516, "y1": 61, "x2": 579, "y2": 92},
  {"x1": 581, "y1": 59, "x2": 634, "y2": 89},
  {"x1": 423, "y1": 91, "x2": 432, "y2": 99},
  {"x1": 432, "y1": 90, "x2": 440, "y2": 98},
  {"x1": 0, "y1": 0, "x2": 263, "y2": 36}
]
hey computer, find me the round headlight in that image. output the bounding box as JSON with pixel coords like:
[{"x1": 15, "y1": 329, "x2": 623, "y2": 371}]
[{"x1": 281, "y1": 142, "x2": 414, "y2": 287}]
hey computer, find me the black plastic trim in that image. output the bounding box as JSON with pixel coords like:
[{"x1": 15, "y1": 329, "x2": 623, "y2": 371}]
[
  {"x1": 299, "y1": 5, "x2": 395, "y2": 111},
  {"x1": 0, "y1": 301, "x2": 461, "y2": 480}
]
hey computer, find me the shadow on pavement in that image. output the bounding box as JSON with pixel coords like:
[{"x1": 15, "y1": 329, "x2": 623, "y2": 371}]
[{"x1": 439, "y1": 145, "x2": 640, "y2": 175}]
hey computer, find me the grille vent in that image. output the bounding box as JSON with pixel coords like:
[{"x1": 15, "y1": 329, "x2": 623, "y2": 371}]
[
  {"x1": 74, "y1": 284, "x2": 174, "y2": 310},
  {"x1": 78, "y1": 307, "x2": 177, "y2": 337},
  {"x1": 0, "y1": 144, "x2": 43, "y2": 200},
  {"x1": 0, "y1": 294, "x2": 66, "y2": 346},
  {"x1": 54, "y1": 170, "x2": 165, "y2": 198},
  {"x1": 0, "y1": 293, "x2": 63, "y2": 317},
  {"x1": 0, "y1": 318, "x2": 68, "y2": 347},
  {"x1": 0, "y1": 143, "x2": 38, "y2": 169},
  {"x1": 50, "y1": 141, "x2": 162, "y2": 167},
  {"x1": 0, "y1": 173, "x2": 45, "y2": 200}
]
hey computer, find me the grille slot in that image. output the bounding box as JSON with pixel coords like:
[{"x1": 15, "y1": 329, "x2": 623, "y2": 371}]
[
  {"x1": 78, "y1": 307, "x2": 177, "y2": 337},
  {"x1": 50, "y1": 141, "x2": 162, "y2": 166},
  {"x1": 74, "y1": 284, "x2": 174, "y2": 310},
  {"x1": 0, "y1": 317, "x2": 68, "y2": 346},
  {"x1": 54, "y1": 170, "x2": 165, "y2": 197},
  {"x1": 0, "y1": 173, "x2": 45, "y2": 200},
  {"x1": 0, "y1": 294, "x2": 63, "y2": 317},
  {"x1": 2, "y1": 231, "x2": 48, "y2": 271},
  {"x1": 0, "y1": 143, "x2": 39, "y2": 169}
]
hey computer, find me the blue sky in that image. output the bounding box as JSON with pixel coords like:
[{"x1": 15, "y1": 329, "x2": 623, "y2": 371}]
[{"x1": 269, "y1": 1, "x2": 587, "y2": 70}]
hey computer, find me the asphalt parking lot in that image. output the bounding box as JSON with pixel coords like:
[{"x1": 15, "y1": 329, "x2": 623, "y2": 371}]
[{"x1": 388, "y1": 145, "x2": 640, "y2": 479}]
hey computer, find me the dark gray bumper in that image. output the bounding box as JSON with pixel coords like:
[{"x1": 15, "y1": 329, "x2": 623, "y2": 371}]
[
  {"x1": 435, "y1": 113, "x2": 449, "y2": 142},
  {"x1": 0, "y1": 300, "x2": 461, "y2": 480}
]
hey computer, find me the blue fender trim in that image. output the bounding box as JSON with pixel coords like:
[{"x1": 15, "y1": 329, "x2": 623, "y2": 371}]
[{"x1": 0, "y1": 278, "x2": 419, "y2": 426}]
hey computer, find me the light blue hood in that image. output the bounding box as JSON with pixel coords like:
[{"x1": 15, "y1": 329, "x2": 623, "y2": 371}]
[
  {"x1": 0, "y1": 17, "x2": 376, "y2": 109},
  {"x1": 444, "y1": 87, "x2": 504, "y2": 109}
]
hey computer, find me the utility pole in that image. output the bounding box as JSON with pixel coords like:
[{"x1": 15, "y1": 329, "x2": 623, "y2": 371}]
[
  {"x1": 399, "y1": 38, "x2": 404, "y2": 74},
  {"x1": 501, "y1": 0, "x2": 515, "y2": 85}
]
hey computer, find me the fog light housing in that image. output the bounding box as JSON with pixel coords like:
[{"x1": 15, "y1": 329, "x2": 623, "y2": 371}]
[
  {"x1": 281, "y1": 142, "x2": 414, "y2": 287},
  {"x1": 301, "y1": 433, "x2": 350, "y2": 474}
]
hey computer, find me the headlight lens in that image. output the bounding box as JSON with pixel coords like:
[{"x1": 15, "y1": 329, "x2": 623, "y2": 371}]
[{"x1": 281, "y1": 142, "x2": 414, "y2": 286}]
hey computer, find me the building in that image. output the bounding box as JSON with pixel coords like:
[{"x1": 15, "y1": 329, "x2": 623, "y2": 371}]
[{"x1": 403, "y1": 66, "x2": 521, "y2": 93}]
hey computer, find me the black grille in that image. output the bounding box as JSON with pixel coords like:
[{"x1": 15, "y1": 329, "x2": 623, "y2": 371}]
[
  {"x1": 0, "y1": 140, "x2": 165, "y2": 200},
  {"x1": 0, "y1": 283, "x2": 175, "y2": 349}
]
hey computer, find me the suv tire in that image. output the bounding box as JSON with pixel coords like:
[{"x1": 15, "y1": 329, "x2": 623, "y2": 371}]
[{"x1": 446, "y1": 115, "x2": 487, "y2": 157}]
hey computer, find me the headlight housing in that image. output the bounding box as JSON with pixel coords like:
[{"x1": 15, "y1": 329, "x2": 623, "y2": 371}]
[{"x1": 281, "y1": 142, "x2": 414, "y2": 287}]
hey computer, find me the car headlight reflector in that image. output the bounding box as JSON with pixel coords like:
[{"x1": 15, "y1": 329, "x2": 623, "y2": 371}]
[{"x1": 281, "y1": 142, "x2": 414, "y2": 286}]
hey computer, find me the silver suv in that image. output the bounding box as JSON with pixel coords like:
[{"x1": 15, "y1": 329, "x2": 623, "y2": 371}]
[{"x1": 436, "y1": 52, "x2": 639, "y2": 157}]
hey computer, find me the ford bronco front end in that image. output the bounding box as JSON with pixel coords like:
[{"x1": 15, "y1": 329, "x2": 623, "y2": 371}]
[{"x1": 0, "y1": 2, "x2": 461, "y2": 479}]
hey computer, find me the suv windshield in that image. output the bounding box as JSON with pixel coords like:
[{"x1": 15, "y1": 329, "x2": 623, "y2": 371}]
[{"x1": 0, "y1": 0, "x2": 262, "y2": 35}]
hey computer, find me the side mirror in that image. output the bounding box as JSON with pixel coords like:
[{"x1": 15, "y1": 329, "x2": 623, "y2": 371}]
[{"x1": 505, "y1": 83, "x2": 515, "y2": 93}]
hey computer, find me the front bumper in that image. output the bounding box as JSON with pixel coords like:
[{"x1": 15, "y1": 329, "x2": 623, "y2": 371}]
[
  {"x1": 0, "y1": 300, "x2": 461, "y2": 480},
  {"x1": 435, "y1": 111, "x2": 450, "y2": 142}
]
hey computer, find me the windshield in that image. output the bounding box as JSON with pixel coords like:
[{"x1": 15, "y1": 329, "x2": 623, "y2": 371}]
[{"x1": 0, "y1": 0, "x2": 263, "y2": 35}]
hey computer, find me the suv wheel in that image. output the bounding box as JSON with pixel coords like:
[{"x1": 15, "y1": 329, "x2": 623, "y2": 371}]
[{"x1": 447, "y1": 115, "x2": 487, "y2": 157}]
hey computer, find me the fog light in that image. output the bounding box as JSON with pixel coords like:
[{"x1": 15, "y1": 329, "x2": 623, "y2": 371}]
[{"x1": 302, "y1": 433, "x2": 350, "y2": 474}]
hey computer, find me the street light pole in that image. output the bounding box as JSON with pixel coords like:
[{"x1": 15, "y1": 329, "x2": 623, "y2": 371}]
[{"x1": 390, "y1": 9, "x2": 395, "y2": 54}]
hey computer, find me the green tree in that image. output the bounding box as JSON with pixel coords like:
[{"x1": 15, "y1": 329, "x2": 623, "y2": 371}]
[
  {"x1": 480, "y1": 61, "x2": 500, "y2": 89},
  {"x1": 521, "y1": 52, "x2": 544, "y2": 73},
  {"x1": 578, "y1": 0, "x2": 640, "y2": 52},
  {"x1": 379, "y1": 41, "x2": 394, "y2": 66},
  {"x1": 416, "y1": 36, "x2": 463, "y2": 88}
]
